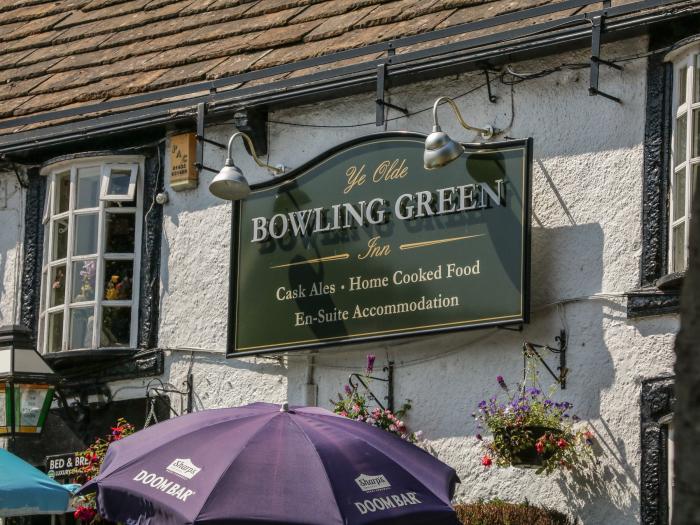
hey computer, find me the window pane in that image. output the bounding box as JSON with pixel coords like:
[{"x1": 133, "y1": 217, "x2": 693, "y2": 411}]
[
  {"x1": 49, "y1": 265, "x2": 66, "y2": 307},
  {"x1": 105, "y1": 213, "x2": 136, "y2": 253},
  {"x1": 104, "y1": 260, "x2": 133, "y2": 301},
  {"x1": 674, "y1": 170, "x2": 686, "y2": 221},
  {"x1": 675, "y1": 113, "x2": 687, "y2": 166},
  {"x1": 673, "y1": 223, "x2": 686, "y2": 273},
  {"x1": 76, "y1": 167, "x2": 100, "y2": 209},
  {"x1": 106, "y1": 169, "x2": 133, "y2": 196},
  {"x1": 72, "y1": 260, "x2": 96, "y2": 302},
  {"x1": 679, "y1": 66, "x2": 687, "y2": 105},
  {"x1": 68, "y1": 307, "x2": 94, "y2": 350},
  {"x1": 73, "y1": 214, "x2": 98, "y2": 256},
  {"x1": 40, "y1": 270, "x2": 47, "y2": 314},
  {"x1": 694, "y1": 108, "x2": 700, "y2": 159},
  {"x1": 52, "y1": 217, "x2": 68, "y2": 261},
  {"x1": 101, "y1": 307, "x2": 131, "y2": 347},
  {"x1": 48, "y1": 311, "x2": 63, "y2": 353},
  {"x1": 42, "y1": 224, "x2": 49, "y2": 264},
  {"x1": 55, "y1": 171, "x2": 70, "y2": 214}
]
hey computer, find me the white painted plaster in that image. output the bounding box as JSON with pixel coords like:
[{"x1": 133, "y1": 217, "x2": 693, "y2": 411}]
[
  {"x1": 0, "y1": 35, "x2": 676, "y2": 524},
  {"x1": 0, "y1": 172, "x2": 24, "y2": 326},
  {"x1": 155, "y1": 37, "x2": 679, "y2": 524}
]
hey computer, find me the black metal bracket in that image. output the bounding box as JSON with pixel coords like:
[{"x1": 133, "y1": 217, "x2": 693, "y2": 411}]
[
  {"x1": 497, "y1": 323, "x2": 523, "y2": 332},
  {"x1": 523, "y1": 329, "x2": 568, "y2": 389},
  {"x1": 376, "y1": 53, "x2": 408, "y2": 127},
  {"x1": 589, "y1": 14, "x2": 623, "y2": 103},
  {"x1": 348, "y1": 361, "x2": 394, "y2": 412},
  {"x1": 194, "y1": 104, "x2": 269, "y2": 174},
  {"x1": 233, "y1": 108, "x2": 268, "y2": 157},
  {"x1": 145, "y1": 374, "x2": 194, "y2": 417},
  {"x1": 484, "y1": 70, "x2": 498, "y2": 103}
]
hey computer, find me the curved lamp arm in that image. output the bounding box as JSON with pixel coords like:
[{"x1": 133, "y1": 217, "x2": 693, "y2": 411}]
[
  {"x1": 432, "y1": 96, "x2": 493, "y2": 139},
  {"x1": 226, "y1": 131, "x2": 285, "y2": 175}
]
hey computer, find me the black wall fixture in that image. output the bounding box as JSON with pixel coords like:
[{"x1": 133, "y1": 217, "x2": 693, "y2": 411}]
[{"x1": 640, "y1": 376, "x2": 674, "y2": 525}]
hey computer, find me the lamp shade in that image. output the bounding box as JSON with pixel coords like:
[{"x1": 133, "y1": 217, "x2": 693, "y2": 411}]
[
  {"x1": 209, "y1": 160, "x2": 250, "y2": 201},
  {"x1": 423, "y1": 126, "x2": 465, "y2": 170}
]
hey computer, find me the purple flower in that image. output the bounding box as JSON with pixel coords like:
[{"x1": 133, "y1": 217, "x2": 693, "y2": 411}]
[
  {"x1": 476, "y1": 433, "x2": 483, "y2": 441},
  {"x1": 344, "y1": 384, "x2": 352, "y2": 395},
  {"x1": 496, "y1": 375, "x2": 507, "y2": 390},
  {"x1": 366, "y1": 354, "x2": 376, "y2": 374}
]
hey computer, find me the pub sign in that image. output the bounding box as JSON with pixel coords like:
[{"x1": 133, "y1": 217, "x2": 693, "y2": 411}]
[{"x1": 228, "y1": 133, "x2": 532, "y2": 356}]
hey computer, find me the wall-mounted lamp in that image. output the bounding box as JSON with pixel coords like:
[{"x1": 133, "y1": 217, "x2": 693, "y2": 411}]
[
  {"x1": 209, "y1": 132, "x2": 284, "y2": 201},
  {"x1": 424, "y1": 96, "x2": 494, "y2": 170},
  {"x1": 0, "y1": 326, "x2": 57, "y2": 438}
]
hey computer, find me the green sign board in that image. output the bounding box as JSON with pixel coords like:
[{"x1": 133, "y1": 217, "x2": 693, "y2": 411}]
[{"x1": 228, "y1": 133, "x2": 531, "y2": 356}]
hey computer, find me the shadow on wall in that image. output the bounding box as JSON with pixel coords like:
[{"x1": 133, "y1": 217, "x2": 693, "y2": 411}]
[
  {"x1": 0, "y1": 178, "x2": 20, "y2": 325},
  {"x1": 164, "y1": 351, "x2": 289, "y2": 411}
]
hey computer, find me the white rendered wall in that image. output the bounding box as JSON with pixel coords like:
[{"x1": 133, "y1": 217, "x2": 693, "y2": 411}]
[
  {"x1": 157, "y1": 37, "x2": 677, "y2": 524},
  {"x1": 0, "y1": 172, "x2": 24, "y2": 326}
]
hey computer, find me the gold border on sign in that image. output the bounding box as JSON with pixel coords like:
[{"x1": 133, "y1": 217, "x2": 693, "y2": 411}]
[
  {"x1": 235, "y1": 138, "x2": 528, "y2": 353},
  {"x1": 270, "y1": 253, "x2": 350, "y2": 269},
  {"x1": 399, "y1": 234, "x2": 484, "y2": 251}
]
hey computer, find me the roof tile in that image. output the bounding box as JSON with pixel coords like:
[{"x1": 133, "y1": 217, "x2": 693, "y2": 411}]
[
  {"x1": 303, "y1": 5, "x2": 378, "y2": 42},
  {"x1": 291, "y1": 0, "x2": 391, "y2": 23},
  {"x1": 143, "y1": 57, "x2": 228, "y2": 90},
  {"x1": 206, "y1": 50, "x2": 272, "y2": 79},
  {"x1": 53, "y1": 0, "x2": 152, "y2": 30},
  {"x1": 0, "y1": 76, "x2": 50, "y2": 102},
  {"x1": 437, "y1": 0, "x2": 553, "y2": 28},
  {"x1": 0, "y1": 0, "x2": 678, "y2": 130},
  {"x1": 2, "y1": 13, "x2": 70, "y2": 44},
  {"x1": 16, "y1": 34, "x2": 114, "y2": 68},
  {"x1": 356, "y1": 0, "x2": 442, "y2": 27}
]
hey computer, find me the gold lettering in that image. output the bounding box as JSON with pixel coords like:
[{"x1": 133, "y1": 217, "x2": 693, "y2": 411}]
[
  {"x1": 344, "y1": 165, "x2": 366, "y2": 194},
  {"x1": 357, "y1": 236, "x2": 391, "y2": 260},
  {"x1": 372, "y1": 158, "x2": 408, "y2": 183}
]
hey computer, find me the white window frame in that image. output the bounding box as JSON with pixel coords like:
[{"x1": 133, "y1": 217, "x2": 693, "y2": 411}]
[
  {"x1": 100, "y1": 164, "x2": 138, "y2": 201},
  {"x1": 668, "y1": 41, "x2": 700, "y2": 273},
  {"x1": 37, "y1": 156, "x2": 144, "y2": 353}
]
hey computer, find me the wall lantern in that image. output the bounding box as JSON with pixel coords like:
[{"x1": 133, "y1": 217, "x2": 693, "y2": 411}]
[
  {"x1": 424, "y1": 96, "x2": 494, "y2": 170},
  {"x1": 0, "y1": 325, "x2": 58, "y2": 437},
  {"x1": 209, "y1": 131, "x2": 285, "y2": 201}
]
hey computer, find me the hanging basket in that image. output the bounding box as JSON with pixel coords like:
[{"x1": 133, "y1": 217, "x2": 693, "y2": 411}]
[{"x1": 497, "y1": 426, "x2": 561, "y2": 469}]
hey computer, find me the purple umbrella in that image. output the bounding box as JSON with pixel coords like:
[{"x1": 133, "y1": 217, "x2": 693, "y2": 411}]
[{"x1": 79, "y1": 402, "x2": 459, "y2": 525}]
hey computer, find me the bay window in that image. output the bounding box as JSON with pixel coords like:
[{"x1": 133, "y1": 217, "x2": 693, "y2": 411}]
[
  {"x1": 38, "y1": 156, "x2": 144, "y2": 353},
  {"x1": 669, "y1": 45, "x2": 700, "y2": 273}
]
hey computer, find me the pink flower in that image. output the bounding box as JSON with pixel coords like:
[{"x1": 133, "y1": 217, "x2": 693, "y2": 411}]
[
  {"x1": 339, "y1": 411, "x2": 348, "y2": 417},
  {"x1": 352, "y1": 404, "x2": 361, "y2": 414},
  {"x1": 481, "y1": 455, "x2": 492, "y2": 467},
  {"x1": 535, "y1": 441, "x2": 545, "y2": 454},
  {"x1": 74, "y1": 506, "x2": 96, "y2": 522},
  {"x1": 557, "y1": 438, "x2": 568, "y2": 449}
]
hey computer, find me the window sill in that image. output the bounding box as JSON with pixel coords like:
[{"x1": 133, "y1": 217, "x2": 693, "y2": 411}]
[
  {"x1": 655, "y1": 271, "x2": 685, "y2": 291},
  {"x1": 44, "y1": 348, "x2": 163, "y2": 385},
  {"x1": 627, "y1": 283, "x2": 681, "y2": 319}
]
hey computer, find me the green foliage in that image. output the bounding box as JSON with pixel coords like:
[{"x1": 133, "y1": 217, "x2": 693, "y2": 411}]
[
  {"x1": 474, "y1": 371, "x2": 596, "y2": 474},
  {"x1": 73, "y1": 418, "x2": 135, "y2": 524},
  {"x1": 332, "y1": 387, "x2": 418, "y2": 442},
  {"x1": 454, "y1": 500, "x2": 575, "y2": 525}
]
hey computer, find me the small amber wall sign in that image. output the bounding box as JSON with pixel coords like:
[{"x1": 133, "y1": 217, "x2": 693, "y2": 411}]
[
  {"x1": 228, "y1": 132, "x2": 532, "y2": 356},
  {"x1": 170, "y1": 132, "x2": 198, "y2": 190}
]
